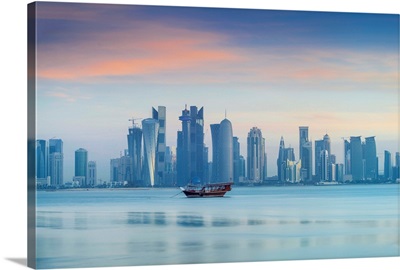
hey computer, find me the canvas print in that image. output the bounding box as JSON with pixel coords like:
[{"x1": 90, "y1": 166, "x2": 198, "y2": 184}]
[{"x1": 27, "y1": 2, "x2": 399, "y2": 269}]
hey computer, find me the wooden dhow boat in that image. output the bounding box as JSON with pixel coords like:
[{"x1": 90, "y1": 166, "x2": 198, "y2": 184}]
[{"x1": 180, "y1": 182, "x2": 233, "y2": 198}]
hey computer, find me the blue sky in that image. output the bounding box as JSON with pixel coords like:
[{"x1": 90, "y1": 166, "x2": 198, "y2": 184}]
[{"x1": 34, "y1": 2, "x2": 399, "y2": 181}]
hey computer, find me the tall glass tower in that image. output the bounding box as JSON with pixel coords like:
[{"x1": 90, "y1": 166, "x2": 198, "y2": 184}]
[
  {"x1": 247, "y1": 127, "x2": 266, "y2": 183},
  {"x1": 364, "y1": 136, "x2": 377, "y2": 180},
  {"x1": 299, "y1": 126, "x2": 312, "y2": 182},
  {"x1": 48, "y1": 139, "x2": 63, "y2": 187},
  {"x1": 210, "y1": 123, "x2": 220, "y2": 182},
  {"x1": 177, "y1": 105, "x2": 205, "y2": 185},
  {"x1": 350, "y1": 136, "x2": 363, "y2": 181},
  {"x1": 152, "y1": 106, "x2": 166, "y2": 186},
  {"x1": 36, "y1": 140, "x2": 47, "y2": 179},
  {"x1": 218, "y1": 118, "x2": 233, "y2": 183},
  {"x1": 384, "y1": 150, "x2": 392, "y2": 180},
  {"x1": 127, "y1": 124, "x2": 142, "y2": 185},
  {"x1": 142, "y1": 118, "x2": 159, "y2": 187},
  {"x1": 75, "y1": 148, "x2": 88, "y2": 185}
]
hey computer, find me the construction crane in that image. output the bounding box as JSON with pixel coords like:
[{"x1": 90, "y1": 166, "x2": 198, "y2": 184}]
[{"x1": 128, "y1": 117, "x2": 142, "y2": 128}]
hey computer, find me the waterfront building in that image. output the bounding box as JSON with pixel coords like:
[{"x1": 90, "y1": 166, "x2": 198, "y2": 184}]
[
  {"x1": 152, "y1": 106, "x2": 166, "y2": 186},
  {"x1": 177, "y1": 105, "x2": 205, "y2": 185},
  {"x1": 210, "y1": 123, "x2": 220, "y2": 182},
  {"x1": 75, "y1": 148, "x2": 88, "y2": 186},
  {"x1": 350, "y1": 136, "x2": 363, "y2": 181},
  {"x1": 142, "y1": 118, "x2": 159, "y2": 187},
  {"x1": 36, "y1": 140, "x2": 47, "y2": 180},
  {"x1": 384, "y1": 150, "x2": 392, "y2": 180},
  {"x1": 364, "y1": 136, "x2": 378, "y2": 180},
  {"x1": 247, "y1": 127, "x2": 266, "y2": 183},
  {"x1": 336, "y1": 163, "x2": 344, "y2": 182},
  {"x1": 110, "y1": 158, "x2": 119, "y2": 182},
  {"x1": 277, "y1": 136, "x2": 296, "y2": 182},
  {"x1": 299, "y1": 127, "x2": 312, "y2": 182},
  {"x1": 127, "y1": 120, "x2": 142, "y2": 185},
  {"x1": 87, "y1": 161, "x2": 97, "y2": 186},
  {"x1": 48, "y1": 139, "x2": 63, "y2": 186},
  {"x1": 189, "y1": 106, "x2": 205, "y2": 183},
  {"x1": 239, "y1": 155, "x2": 246, "y2": 182},
  {"x1": 219, "y1": 118, "x2": 233, "y2": 183},
  {"x1": 233, "y1": 137, "x2": 240, "y2": 184},
  {"x1": 344, "y1": 139, "x2": 351, "y2": 175},
  {"x1": 320, "y1": 150, "x2": 329, "y2": 182},
  {"x1": 395, "y1": 152, "x2": 400, "y2": 180}
]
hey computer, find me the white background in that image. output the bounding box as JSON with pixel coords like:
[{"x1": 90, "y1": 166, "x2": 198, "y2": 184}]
[{"x1": 0, "y1": 1, "x2": 399, "y2": 270}]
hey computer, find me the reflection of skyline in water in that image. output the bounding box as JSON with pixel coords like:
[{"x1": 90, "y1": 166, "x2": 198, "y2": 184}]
[{"x1": 36, "y1": 185, "x2": 399, "y2": 269}]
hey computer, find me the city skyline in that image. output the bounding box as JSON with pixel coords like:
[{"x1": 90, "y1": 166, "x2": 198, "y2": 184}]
[{"x1": 35, "y1": 3, "x2": 398, "y2": 181}]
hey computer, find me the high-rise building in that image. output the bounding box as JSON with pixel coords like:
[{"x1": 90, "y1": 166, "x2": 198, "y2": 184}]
[
  {"x1": 210, "y1": 123, "x2": 220, "y2": 182},
  {"x1": 344, "y1": 139, "x2": 351, "y2": 175},
  {"x1": 384, "y1": 150, "x2": 392, "y2": 180},
  {"x1": 299, "y1": 126, "x2": 309, "y2": 158},
  {"x1": 36, "y1": 140, "x2": 47, "y2": 180},
  {"x1": 350, "y1": 136, "x2": 363, "y2": 181},
  {"x1": 364, "y1": 136, "x2": 378, "y2": 180},
  {"x1": 48, "y1": 139, "x2": 63, "y2": 186},
  {"x1": 394, "y1": 152, "x2": 400, "y2": 180},
  {"x1": 142, "y1": 118, "x2": 159, "y2": 187},
  {"x1": 87, "y1": 161, "x2": 97, "y2": 186},
  {"x1": 233, "y1": 136, "x2": 240, "y2": 184},
  {"x1": 277, "y1": 136, "x2": 295, "y2": 182},
  {"x1": 75, "y1": 148, "x2": 88, "y2": 185},
  {"x1": 177, "y1": 106, "x2": 191, "y2": 186},
  {"x1": 189, "y1": 106, "x2": 205, "y2": 183},
  {"x1": 247, "y1": 127, "x2": 266, "y2": 183},
  {"x1": 110, "y1": 158, "x2": 119, "y2": 182},
  {"x1": 218, "y1": 118, "x2": 233, "y2": 183},
  {"x1": 299, "y1": 127, "x2": 312, "y2": 182},
  {"x1": 315, "y1": 134, "x2": 333, "y2": 181},
  {"x1": 127, "y1": 121, "x2": 142, "y2": 185},
  {"x1": 152, "y1": 106, "x2": 166, "y2": 186},
  {"x1": 320, "y1": 150, "x2": 329, "y2": 181},
  {"x1": 177, "y1": 105, "x2": 205, "y2": 185}
]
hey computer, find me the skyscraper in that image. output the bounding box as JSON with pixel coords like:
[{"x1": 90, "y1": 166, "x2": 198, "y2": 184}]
[
  {"x1": 217, "y1": 118, "x2": 233, "y2": 183},
  {"x1": 277, "y1": 136, "x2": 295, "y2": 182},
  {"x1": 177, "y1": 105, "x2": 205, "y2": 185},
  {"x1": 127, "y1": 120, "x2": 142, "y2": 185},
  {"x1": 87, "y1": 161, "x2": 97, "y2": 186},
  {"x1": 233, "y1": 136, "x2": 240, "y2": 184},
  {"x1": 210, "y1": 123, "x2": 220, "y2": 182},
  {"x1": 350, "y1": 136, "x2": 363, "y2": 181},
  {"x1": 177, "y1": 106, "x2": 191, "y2": 186},
  {"x1": 299, "y1": 126, "x2": 312, "y2": 182},
  {"x1": 75, "y1": 148, "x2": 88, "y2": 185},
  {"x1": 36, "y1": 140, "x2": 47, "y2": 180},
  {"x1": 48, "y1": 139, "x2": 63, "y2": 186},
  {"x1": 247, "y1": 127, "x2": 266, "y2": 183},
  {"x1": 344, "y1": 139, "x2": 351, "y2": 175},
  {"x1": 142, "y1": 118, "x2": 159, "y2": 187},
  {"x1": 384, "y1": 150, "x2": 392, "y2": 180},
  {"x1": 189, "y1": 106, "x2": 205, "y2": 183},
  {"x1": 364, "y1": 136, "x2": 378, "y2": 180},
  {"x1": 320, "y1": 150, "x2": 329, "y2": 181},
  {"x1": 299, "y1": 126, "x2": 309, "y2": 158},
  {"x1": 152, "y1": 106, "x2": 166, "y2": 186}
]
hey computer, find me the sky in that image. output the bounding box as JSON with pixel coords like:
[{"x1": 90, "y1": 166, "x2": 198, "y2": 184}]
[{"x1": 34, "y1": 2, "x2": 399, "y2": 182}]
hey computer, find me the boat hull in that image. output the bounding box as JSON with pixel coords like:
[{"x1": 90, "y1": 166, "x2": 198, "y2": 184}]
[
  {"x1": 180, "y1": 182, "x2": 233, "y2": 198},
  {"x1": 182, "y1": 190, "x2": 227, "y2": 198}
]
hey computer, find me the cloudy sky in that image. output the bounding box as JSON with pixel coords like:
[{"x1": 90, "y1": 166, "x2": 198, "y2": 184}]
[{"x1": 34, "y1": 2, "x2": 399, "y2": 181}]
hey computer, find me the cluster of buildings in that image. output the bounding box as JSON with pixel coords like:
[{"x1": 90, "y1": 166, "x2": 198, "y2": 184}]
[
  {"x1": 278, "y1": 128, "x2": 400, "y2": 184},
  {"x1": 36, "y1": 139, "x2": 97, "y2": 187},
  {"x1": 36, "y1": 105, "x2": 400, "y2": 188}
]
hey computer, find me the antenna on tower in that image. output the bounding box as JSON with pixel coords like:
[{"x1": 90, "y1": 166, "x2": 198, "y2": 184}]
[{"x1": 225, "y1": 109, "x2": 227, "y2": 119}]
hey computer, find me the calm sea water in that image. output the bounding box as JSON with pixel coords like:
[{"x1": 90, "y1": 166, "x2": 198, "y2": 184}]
[{"x1": 36, "y1": 185, "x2": 399, "y2": 269}]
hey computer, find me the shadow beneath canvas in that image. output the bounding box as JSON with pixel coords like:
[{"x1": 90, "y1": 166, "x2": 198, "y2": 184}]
[{"x1": 6, "y1": 258, "x2": 27, "y2": 267}]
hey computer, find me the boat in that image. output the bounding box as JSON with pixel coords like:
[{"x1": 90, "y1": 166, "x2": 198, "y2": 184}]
[{"x1": 180, "y1": 182, "x2": 233, "y2": 198}]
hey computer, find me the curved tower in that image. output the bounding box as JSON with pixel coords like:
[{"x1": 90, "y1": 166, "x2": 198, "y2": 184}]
[
  {"x1": 142, "y1": 118, "x2": 159, "y2": 187},
  {"x1": 218, "y1": 118, "x2": 233, "y2": 183}
]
